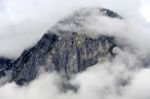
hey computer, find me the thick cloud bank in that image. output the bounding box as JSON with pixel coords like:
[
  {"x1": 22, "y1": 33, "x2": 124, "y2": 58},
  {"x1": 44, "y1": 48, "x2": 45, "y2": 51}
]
[
  {"x1": 0, "y1": 0, "x2": 147, "y2": 58},
  {"x1": 0, "y1": 52, "x2": 150, "y2": 99},
  {"x1": 0, "y1": 0, "x2": 150, "y2": 99}
]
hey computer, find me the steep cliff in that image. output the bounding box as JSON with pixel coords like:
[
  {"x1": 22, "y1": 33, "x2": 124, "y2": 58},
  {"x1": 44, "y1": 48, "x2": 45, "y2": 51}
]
[{"x1": 0, "y1": 8, "x2": 121, "y2": 85}]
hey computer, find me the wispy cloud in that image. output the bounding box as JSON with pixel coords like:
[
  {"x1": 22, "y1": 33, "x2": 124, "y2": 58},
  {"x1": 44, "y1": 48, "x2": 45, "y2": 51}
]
[{"x1": 0, "y1": 0, "x2": 150, "y2": 99}]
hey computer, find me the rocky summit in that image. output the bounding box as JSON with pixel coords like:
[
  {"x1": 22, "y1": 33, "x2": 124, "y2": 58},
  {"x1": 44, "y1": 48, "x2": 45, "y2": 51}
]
[{"x1": 0, "y1": 8, "x2": 120, "y2": 85}]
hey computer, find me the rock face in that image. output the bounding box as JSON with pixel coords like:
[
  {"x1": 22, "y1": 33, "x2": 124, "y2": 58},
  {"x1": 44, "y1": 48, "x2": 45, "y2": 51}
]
[
  {"x1": 12, "y1": 32, "x2": 116, "y2": 85},
  {"x1": 0, "y1": 58, "x2": 12, "y2": 78},
  {"x1": 0, "y1": 8, "x2": 120, "y2": 85}
]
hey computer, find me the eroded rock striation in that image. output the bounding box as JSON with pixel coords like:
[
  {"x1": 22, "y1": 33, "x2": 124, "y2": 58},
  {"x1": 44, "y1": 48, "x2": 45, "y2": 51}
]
[{"x1": 0, "y1": 8, "x2": 120, "y2": 85}]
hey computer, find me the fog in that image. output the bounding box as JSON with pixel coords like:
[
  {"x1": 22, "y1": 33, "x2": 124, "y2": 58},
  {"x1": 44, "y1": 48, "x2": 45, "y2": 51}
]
[
  {"x1": 0, "y1": 0, "x2": 150, "y2": 99},
  {"x1": 0, "y1": 0, "x2": 147, "y2": 58}
]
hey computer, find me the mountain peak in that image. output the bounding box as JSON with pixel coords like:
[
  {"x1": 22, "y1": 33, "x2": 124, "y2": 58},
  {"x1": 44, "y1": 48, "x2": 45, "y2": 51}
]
[
  {"x1": 51, "y1": 7, "x2": 122, "y2": 37},
  {"x1": 0, "y1": 7, "x2": 120, "y2": 85}
]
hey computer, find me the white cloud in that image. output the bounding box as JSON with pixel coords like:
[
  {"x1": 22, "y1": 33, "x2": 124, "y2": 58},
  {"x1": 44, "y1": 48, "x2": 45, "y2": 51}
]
[
  {"x1": 0, "y1": 49, "x2": 149, "y2": 99},
  {"x1": 0, "y1": 0, "x2": 147, "y2": 58},
  {"x1": 122, "y1": 69, "x2": 150, "y2": 99},
  {"x1": 140, "y1": 0, "x2": 150, "y2": 22},
  {"x1": 0, "y1": 0, "x2": 150, "y2": 99}
]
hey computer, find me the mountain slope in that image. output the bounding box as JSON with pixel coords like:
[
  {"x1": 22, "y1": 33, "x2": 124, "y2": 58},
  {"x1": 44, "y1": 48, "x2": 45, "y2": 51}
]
[{"x1": 0, "y1": 8, "x2": 120, "y2": 85}]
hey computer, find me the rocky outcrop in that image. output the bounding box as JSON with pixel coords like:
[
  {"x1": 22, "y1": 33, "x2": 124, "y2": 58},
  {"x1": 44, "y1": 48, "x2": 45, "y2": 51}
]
[
  {"x1": 0, "y1": 58, "x2": 13, "y2": 78},
  {"x1": 0, "y1": 8, "x2": 120, "y2": 85},
  {"x1": 11, "y1": 32, "x2": 116, "y2": 85}
]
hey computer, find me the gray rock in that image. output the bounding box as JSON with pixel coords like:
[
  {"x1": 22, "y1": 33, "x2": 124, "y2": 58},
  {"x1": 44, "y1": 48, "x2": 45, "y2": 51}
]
[
  {"x1": 11, "y1": 32, "x2": 116, "y2": 85},
  {"x1": 0, "y1": 8, "x2": 119, "y2": 85}
]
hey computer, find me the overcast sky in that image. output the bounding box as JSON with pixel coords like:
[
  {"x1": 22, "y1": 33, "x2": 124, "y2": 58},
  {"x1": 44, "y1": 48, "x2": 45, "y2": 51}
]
[
  {"x1": 1, "y1": 0, "x2": 150, "y2": 99},
  {"x1": 140, "y1": 0, "x2": 150, "y2": 22},
  {"x1": 0, "y1": 0, "x2": 149, "y2": 58}
]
